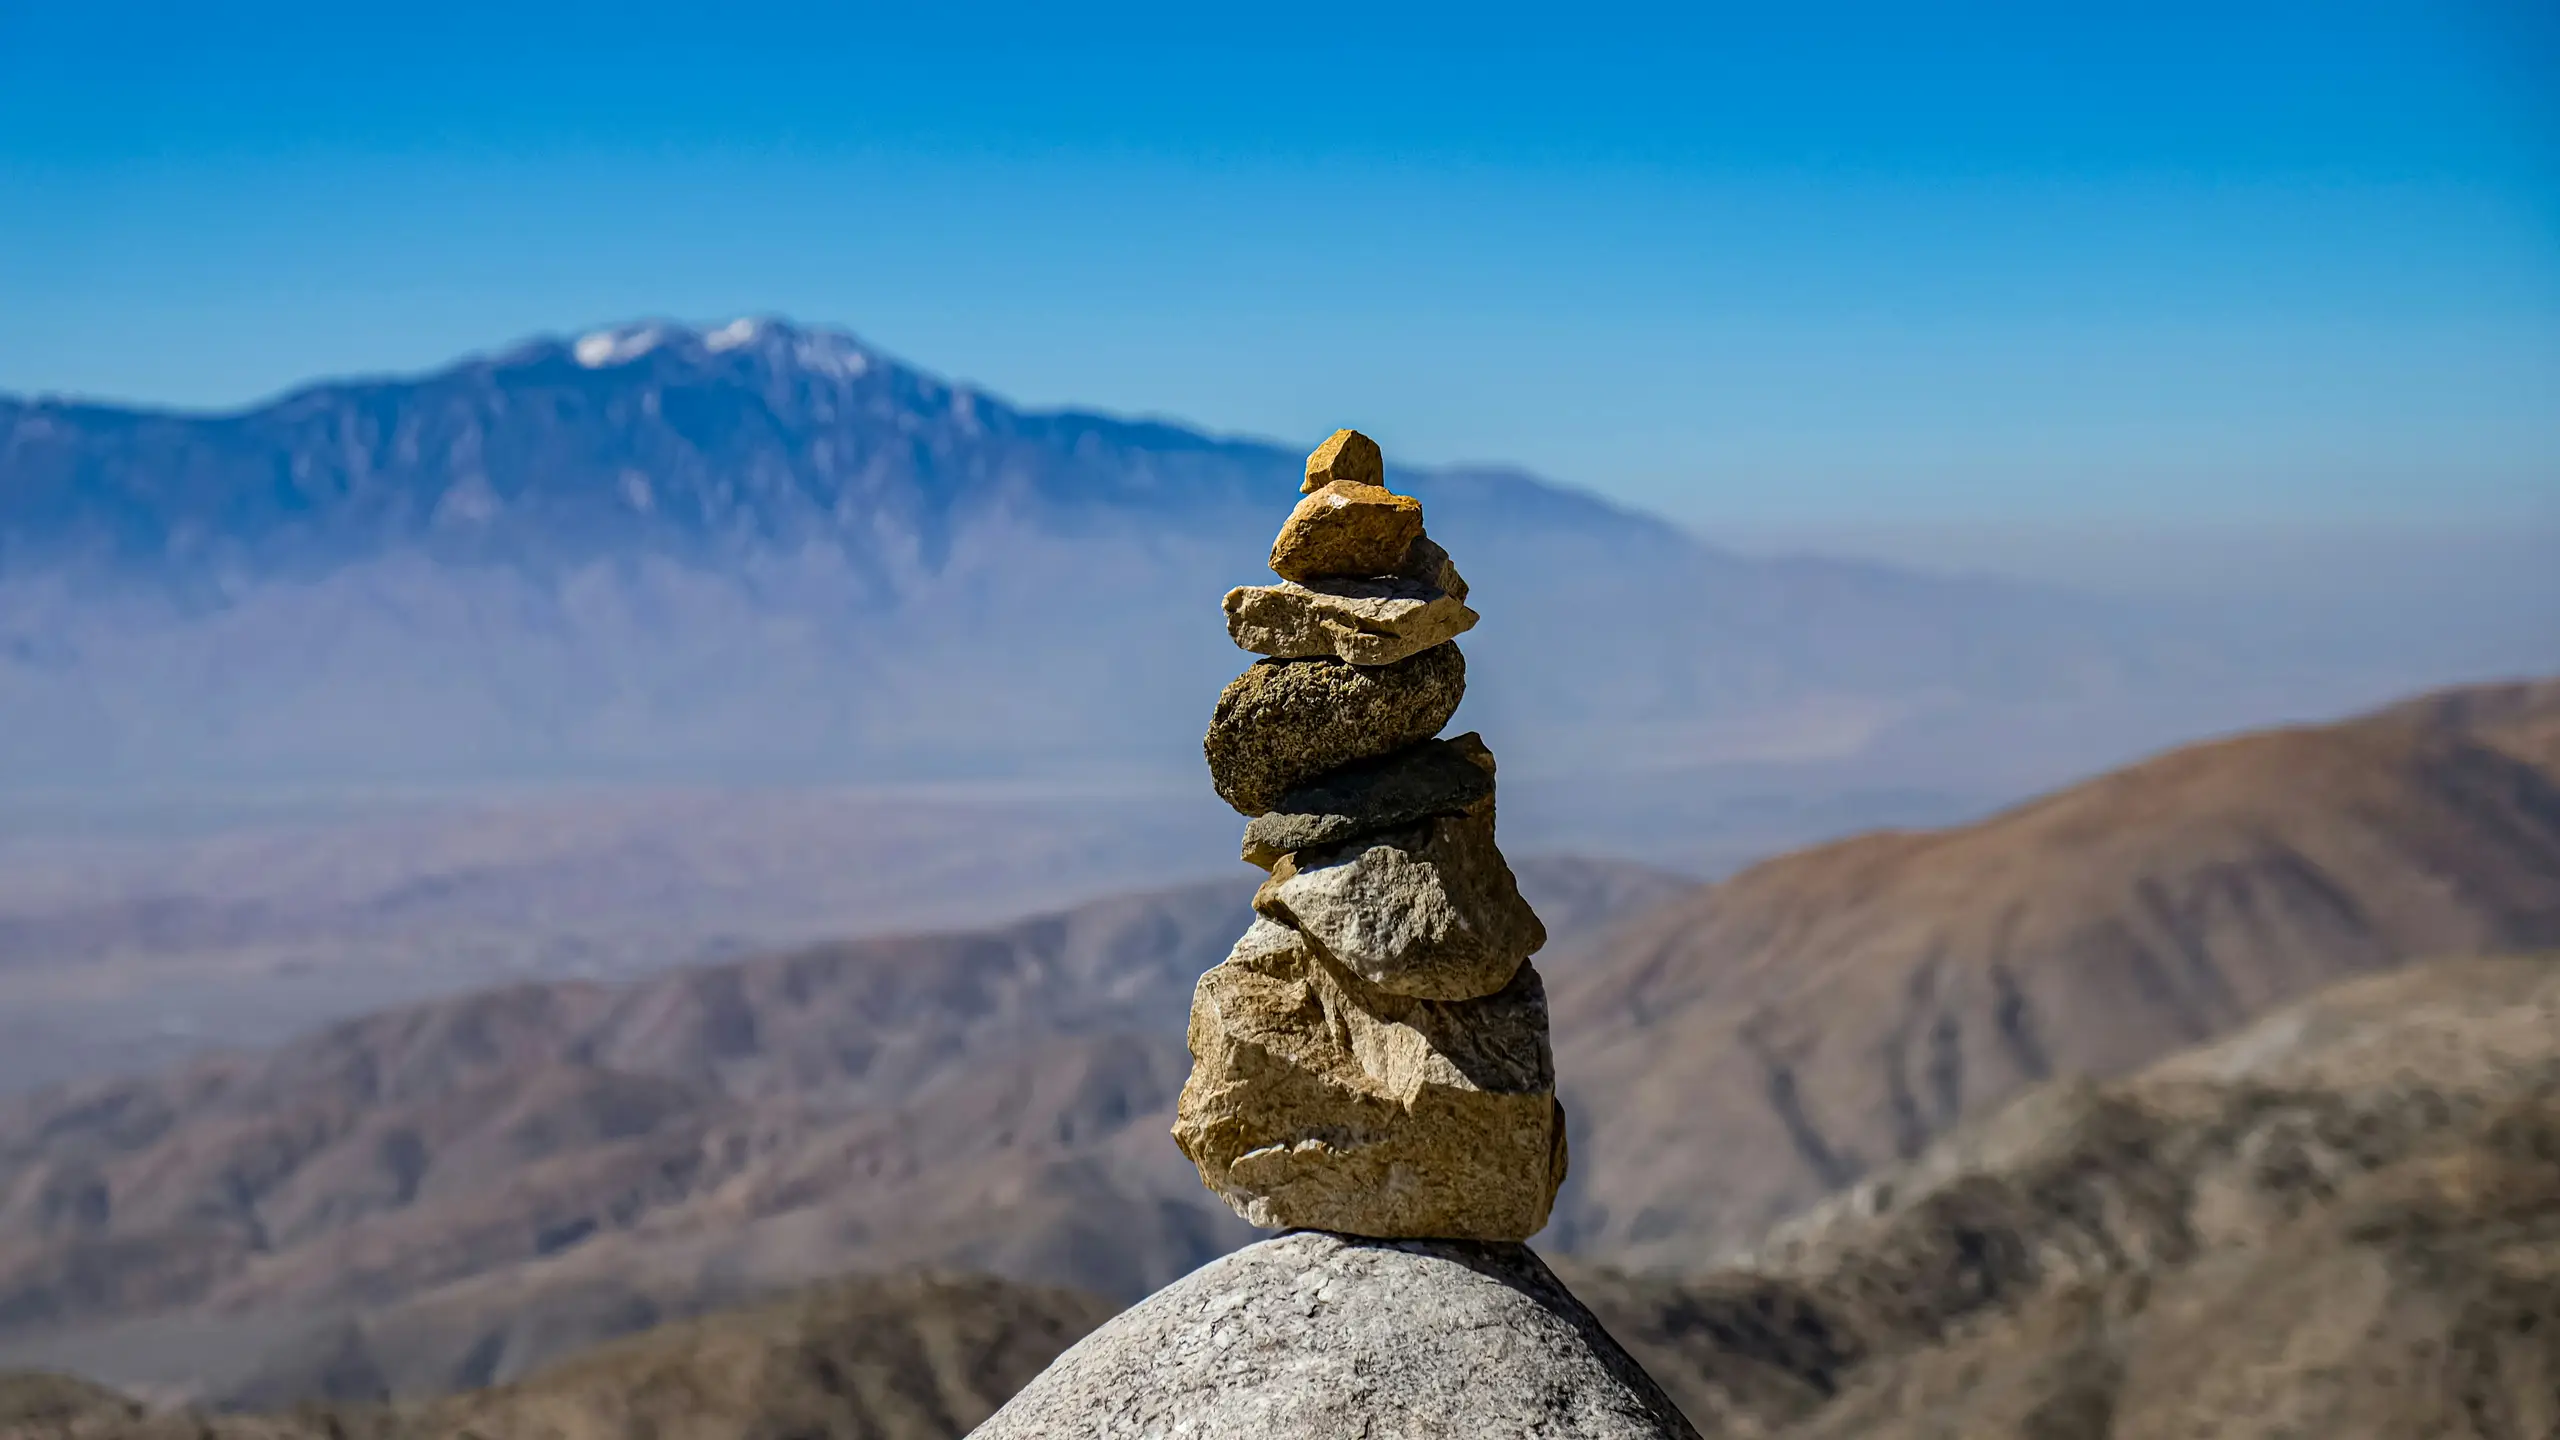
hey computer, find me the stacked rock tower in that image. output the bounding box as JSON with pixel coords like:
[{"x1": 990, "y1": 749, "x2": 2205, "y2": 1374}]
[
  {"x1": 1177, "y1": 428, "x2": 1565, "y2": 1241},
  {"x1": 973, "y1": 430, "x2": 1699, "y2": 1437}
]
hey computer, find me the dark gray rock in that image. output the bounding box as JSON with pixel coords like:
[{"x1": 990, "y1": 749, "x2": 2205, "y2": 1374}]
[
  {"x1": 1241, "y1": 733, "x2": 1498, "y2": 868},
  {"x1": 1203, "y1": 646, "x2": 1466, "y2": 817},
  {"x1": 969, "y1": 1230, "x2": 1702, "y2": 1439}
]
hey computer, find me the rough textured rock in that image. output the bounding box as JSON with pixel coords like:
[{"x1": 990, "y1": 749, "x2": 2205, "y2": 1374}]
[
  {"x1": 971, "y1": 1230, "x2": 1700, "y2": 1439},
  {"x1": 1268, "y1": 481, "x2": 1425, "y2": 584},
  {"x1": 1224, "y1": 573, "x2": 1478, "y2": 667},
  {"x1": 1254, "y1": 809, "x2": 1546, "y2": 1000},
  {"x1": 1241, "y1": 734, "x2": 1497, "y2": 869},
  {"x1": 1300, "y1": 427, "x2": 1385, "y2": 493},
  {"x1": 1203, "y1": 646, "x2": 1466, "y2": 816},
  {"x1": 1171, "y1": 920, "x2": 1566, "y2": 1240}
]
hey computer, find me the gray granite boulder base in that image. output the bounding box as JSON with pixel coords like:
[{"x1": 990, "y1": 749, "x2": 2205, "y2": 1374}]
[{"x1": 968, "y1": 1231, "x2": 1701, "y2": 1439}]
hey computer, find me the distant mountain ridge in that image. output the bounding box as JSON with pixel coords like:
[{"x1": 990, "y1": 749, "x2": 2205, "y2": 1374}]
[
  {"x1": 0, "y1": 316, "x2": 1696, "y2": 588},
  {"x1": 0, "y1": 316, "x2": 2285, "y2": 796},
  {"x1": 2, "y1": 320, "x2": 1335, "y2": 570}
]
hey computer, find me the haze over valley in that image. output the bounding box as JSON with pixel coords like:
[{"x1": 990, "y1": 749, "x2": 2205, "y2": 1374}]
[
  {"x1": 4, "y1": 321, "x2": 2552, "y2": 1097},
  {"x1": 2, "y1": 680, "x2": 2553, "y2": 1431}
]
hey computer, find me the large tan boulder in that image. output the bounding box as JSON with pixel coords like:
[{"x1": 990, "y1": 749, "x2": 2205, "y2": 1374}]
[
  {"x1": 1268, "y1": 481, "x2": 1424, "y2": 584},
  {"x1": 1253, "y1": 809, "x2": 1545, "y2": 1000},
  {"x1": 1171, "y1": 919, "x2": 1565, "y2": 1240},
  {"x1": 1202, "y1": 647, "x2": 1465, "y2": 816},
  {"x1": 1223, "y1": 572, "x2": 1477, "y2": 667}
]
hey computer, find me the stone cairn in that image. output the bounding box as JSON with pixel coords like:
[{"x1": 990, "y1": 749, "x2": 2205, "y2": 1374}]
[
  {"x1": 1176, "y1": 428, "x2": 1566, "y2": 1242},
  {"x1": 973, "y1": 431, "x2": 1697, "y2": 1438}
]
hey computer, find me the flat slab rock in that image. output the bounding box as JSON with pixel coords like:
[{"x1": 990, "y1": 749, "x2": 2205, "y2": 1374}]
[
  {"x1": 1224, "y1": 573, "x2": 1477, "y2": 667},
  {"x1": 969, "y1": 1231, "x2": 1702, "y2": 1439}
]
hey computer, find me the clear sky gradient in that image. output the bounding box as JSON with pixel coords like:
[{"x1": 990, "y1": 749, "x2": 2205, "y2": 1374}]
[{"x1": 2, "y1": 0, "x2": 2554, "y2": 551}]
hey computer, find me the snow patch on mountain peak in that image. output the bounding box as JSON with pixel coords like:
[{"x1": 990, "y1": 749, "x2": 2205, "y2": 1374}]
[
  {"x1": 704, "y1": 317, "x2": 768, "y2": 353},
  {"x1": 574, "y1": 325, "x2": 670, "y2": 368}
]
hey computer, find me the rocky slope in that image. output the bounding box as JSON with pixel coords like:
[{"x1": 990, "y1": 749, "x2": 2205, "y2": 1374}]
[
  {"x1": 0, "y1": 859, "x2": 1683, "y2": 1403},
  {"x1": 4, "y1": 679, "x2": 2554, "y2": 1412},
  {"x1": 1548, "y1": 678, "x2": 2560, "y2": 1263},
  {"x1": 16, "y1": 953, "x2": 2555, "y2": 1440},
  {"x1": 1577, "y1": 952, "x2": 2560, "y2": 1439},
  {"x1": 0, "y1": 1270, "x2": 1114, "y2": 1440}
]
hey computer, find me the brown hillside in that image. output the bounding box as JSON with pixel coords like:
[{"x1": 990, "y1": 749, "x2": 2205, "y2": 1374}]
[
  {"x1": 2377, "y1": 675, "x2": 2560, "y2": 771},
  {"x1": 0, "y1": 859, "x2": 1684, "y2": 1402},
  {"x1": 21, "y1": 956, "x2": 2555, "y2": 1440},
  {"x1": 0, "y1": 1270, "x2": 1113, "y2": 1440},
  {"x1": 408, "y1": 1270, "x2": 1113, "y2": 1440},
  {"x1": 1579, "y1": 953, "x2": 2560, "y2": 1439},
  {"x1": 1549, "y1": 681, "x2": 2560, "y2": 1263}
]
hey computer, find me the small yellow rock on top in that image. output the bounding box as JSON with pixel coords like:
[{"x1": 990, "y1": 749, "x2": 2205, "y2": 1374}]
[{"x1": 1302, "y1": 427, "x2": 1385, "y2": 493}]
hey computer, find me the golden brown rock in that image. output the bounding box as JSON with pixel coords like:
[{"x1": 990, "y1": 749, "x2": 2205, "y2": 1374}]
[
  {"x1": 1302, "y1": 427, "x2": 1386, "y2": 493},
  {"x1": 1203, "y1": 647, "x2": 1465, "y2": 816},
  {"x1": 1172, "y1": 919, "x2": 1567, "y2": 1240},
  {"x1": 1253, "y1": 809, "x2": 1545, "y2": 1000},
  {"x1": 1269, "y1": 482, "x2": 1424, "y2": 584}
]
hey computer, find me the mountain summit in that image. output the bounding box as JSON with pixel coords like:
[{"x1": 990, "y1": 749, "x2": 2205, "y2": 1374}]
[
  {"x1": 0, "y1": 318, "x2": 2488, "y2": 797},
  {"x1": 0, "y1": 316, "x2": 1301, "y2": 572}
]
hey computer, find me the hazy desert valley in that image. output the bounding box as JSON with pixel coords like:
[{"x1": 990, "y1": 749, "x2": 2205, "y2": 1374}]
[{"x1": 2, "y1": 323, "x2": 2556, "y2": 1438}]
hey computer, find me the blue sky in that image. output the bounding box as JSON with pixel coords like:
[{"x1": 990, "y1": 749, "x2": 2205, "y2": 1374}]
[{"x1": 1, "y1": 0, "x2": 2554, "y2": 548}]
